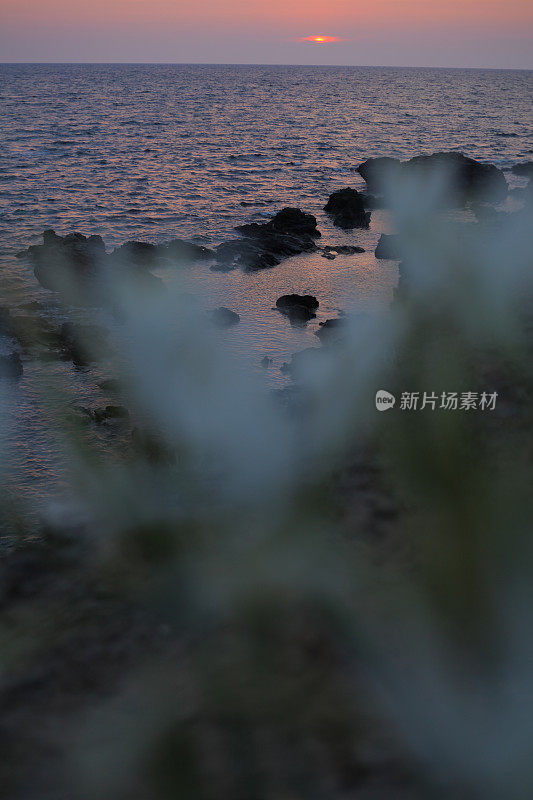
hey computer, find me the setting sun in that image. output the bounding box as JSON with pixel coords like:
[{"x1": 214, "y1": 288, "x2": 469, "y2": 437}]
[{"x1": 300, "y1": 35, "x2": 342, "y2": 44}]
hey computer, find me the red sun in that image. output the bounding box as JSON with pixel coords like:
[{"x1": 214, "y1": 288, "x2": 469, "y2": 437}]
[{"x1": 300, "y1": 35, "x2": 342, "y2": 44}]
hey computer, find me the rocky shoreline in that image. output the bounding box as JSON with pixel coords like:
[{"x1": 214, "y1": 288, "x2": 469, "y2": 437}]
[
  {"x1": 0, "y1": 150, "x2": 532, "y2": 799},
  {"x1": 2, "y1": 150, "x2": 530, "y2": 387}
]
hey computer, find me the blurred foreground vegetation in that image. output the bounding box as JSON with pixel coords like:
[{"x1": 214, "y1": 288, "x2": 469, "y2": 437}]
[{"x1": 1, "y1": 178, "x2": 532, "y2": 800}]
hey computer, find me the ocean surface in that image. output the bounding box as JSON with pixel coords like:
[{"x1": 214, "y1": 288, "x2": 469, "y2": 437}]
[{"x1": 0, "y1": 64, "x2": 532, "y2": 519}]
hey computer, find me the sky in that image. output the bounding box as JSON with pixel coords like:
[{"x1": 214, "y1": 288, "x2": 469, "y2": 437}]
[{"x1": 1, "y1": 0, "x2": 532, "y2": 68}]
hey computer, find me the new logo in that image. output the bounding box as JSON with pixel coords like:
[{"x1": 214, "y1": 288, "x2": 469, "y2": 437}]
[{"x1": 375, "y1": 390, "x2": 396, "y2": 411}]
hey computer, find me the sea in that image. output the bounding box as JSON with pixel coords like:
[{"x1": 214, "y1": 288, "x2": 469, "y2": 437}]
[{"x1": 0, "y1": 64, "x2": 531, "y2": 518}]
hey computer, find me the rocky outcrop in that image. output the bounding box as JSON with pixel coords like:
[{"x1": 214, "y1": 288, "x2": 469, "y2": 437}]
[
  {"x1": 108, "y1": 241, "x2": 160, "y2": 267},
  {"x1": 315, "y1": 318, "x2": 347, "y2": 343},
  {"x1": 210, "y1": 307, "x2": 240, "y2": 327},
  {"x1": 323, "y1": 189, "x2": 371, "y2": 229},
  {"x1": 216, "y1": 208, "x2": 320, "y2": 271},
  {"x1": 166, "y1": 239, "x2": 215, "y2": 263},
  {"x1": 19, "y1": 230, "x2": 164, "y2": 305},
  {"x1": 356, "y1": 158, "x2": 402, "y2": 194},
  {"x1": 26, "y1": 231, "x2": 106, "y2": 300},
  {"x1": 215, "y1": 239, "x2": 283, "y2": 271},
  {"x1": 236, "y1": 207, "x2": 320, "y2": 240},
  {"x1": 403, "y1": 152, "x2": 507, "y2": 204},
  {"x1": 276, "y1": 294, "x2": 319, "y2": 323},
  {"x1": 357, "y1": 153, "x2": 508, "y2": 205},
  {"x1": 375, "y1": 234, "x2": 402, "y2": 260}
]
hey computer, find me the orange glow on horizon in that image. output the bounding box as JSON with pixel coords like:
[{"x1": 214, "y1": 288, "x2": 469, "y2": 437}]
[{"x1": 300, "y1": 35, "x2": 342, "y2": 44}]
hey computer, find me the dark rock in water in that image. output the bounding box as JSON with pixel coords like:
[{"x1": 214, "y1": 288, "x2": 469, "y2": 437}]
[
  {"x1": 109, "y1": 241, "x2": 161, "y2": 267},
  {"x1": 21, "y1": 230, "x2": 165, "y2": 306},
  {"x1": 402, "y1": 152, "x2": 507, "y2": 204},
  {"x1": 261, "y1": 356, "x2": 273, "y2": 368},
  {"x1": 276, "y1": 294, "x2": 318, "y2": 323},
  {"x1": 166, "y1": 239, "x2": 215, "y2": 263},
  {"x1": 323, "y1": 245, "x2": 365, "y2": 255},
  {"x1": 321, "y1": 251, "x2": 336, "y2": 260},
  {"x1": 0, "y1": 353, "x2": 23, "y2": 379},
  {"x1": 216, "y1": 239, "x2": 280, "y2": 271},
  {"x1": 216, "y1": 207, "x2": 320, "y2": 271},
  {"x1": 28, "y1": 230, "x2": 106, "y2": 299},
  {"x1": 315, "y1": 317, "x2": 347, "y2": 343},
  {"x1": 324, "y1": 188, "x2": 371, "y2": 229},
  {"x1": 276, "y1": 294, "x2": 319, "y2": 312},
  {"x1": 357, "y1": 158, "x2": 402, "y2": 193},
  {"x1": 93, "y1": 405, "x2": 130, "y2": 423},
  {"x1": 59, "y1": 322, "x2": 110, "y2": 366},
  {"x1": 375, "y1": 234, "x2": 402, "y2": 260},
  {"x1": 211, "y1": 307, "x2": 240, "y2": 327},
  {"x1": 1, "y1": 314, "x2": 60, "y2": 352},
  {"x1": 358, "y1": 153, "x2": 507, "y2": 205},
  {"x1": 511, "y1": 162, "x2": 533, "y2": 179},
  {"x1": 236, "y1": 207, "x2": 320, "y2": 239}
]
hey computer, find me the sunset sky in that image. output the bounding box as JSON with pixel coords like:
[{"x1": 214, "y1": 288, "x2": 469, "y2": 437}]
[{"x1": 1, "y1": 0, "x2": 532, "y2": 67}]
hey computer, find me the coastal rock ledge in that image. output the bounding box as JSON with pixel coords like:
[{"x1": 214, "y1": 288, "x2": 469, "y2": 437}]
[
  {"x1": 357, "y1": 152, "x2": 508, "y2": 205},
  {"x1": 215, "y1": 208, "x2": 321, "y2": 271}
]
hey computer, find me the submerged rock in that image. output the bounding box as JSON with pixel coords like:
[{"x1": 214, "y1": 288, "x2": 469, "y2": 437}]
[
  {"x1": 324, "y1": 188, "x2": 371, "y2": 229},
  {"x1": 211, "y1": 307, "x2": 240, "y2": 327},
  {"x1": 375, "y1": 234, "x2": 402, "y2": 260},
  {"x1": 0, "y1": 353, "x2": 23, "y2": 379},
  {"x1": 0, "y1": 313, "x2": 60, "y2": 352},
  {"x1": 261, "y1": 356, "x2": 273, "y2": 368},
  {"x1": 322, "y1": 245, "x2": 365, "y2": 255},
  {"x1": 276, "y1": 294, "x2": 319, "y2": 323}
]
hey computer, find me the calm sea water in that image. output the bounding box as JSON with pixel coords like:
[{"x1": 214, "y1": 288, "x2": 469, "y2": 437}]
[{"x1": 0, "y1": 64, "x2": 531, "y2": 517}]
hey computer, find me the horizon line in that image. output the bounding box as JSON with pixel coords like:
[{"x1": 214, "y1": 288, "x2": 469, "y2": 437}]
[{"x1": 1, "y1": 61, "x2": 532, "y2": 71}]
